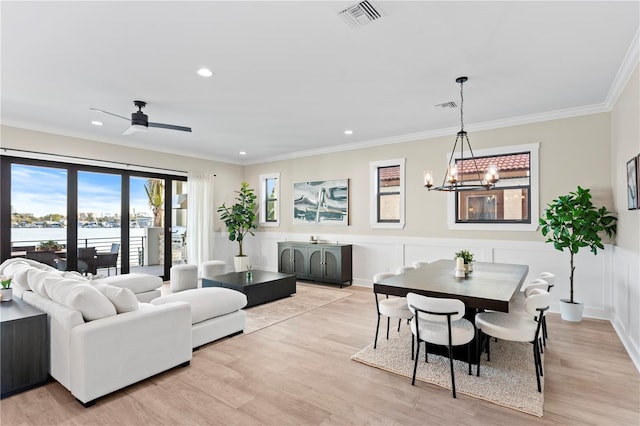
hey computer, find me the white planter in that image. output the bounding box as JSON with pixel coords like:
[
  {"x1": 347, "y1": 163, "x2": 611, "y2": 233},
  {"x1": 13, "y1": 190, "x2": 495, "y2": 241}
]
[
  {"x1": 559, "y1": 299, "x2": 584, "y2": 322},
  {"x1": 233, "y1": 256, "x2": 250, "y2": 272},
  {"x1": 0, "y1": 288, "x2": 13, "y2": 302}
]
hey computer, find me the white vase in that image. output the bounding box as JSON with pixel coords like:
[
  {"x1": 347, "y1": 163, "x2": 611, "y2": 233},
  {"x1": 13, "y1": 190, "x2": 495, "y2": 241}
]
[
  {"x1": 0, "y1": 288, "x2": 13, "y2": 302},
  {"x1": 559, "y1": 299, "x2": 584, "y2": 322},
  {"x1": 233, "y1": 256, "x2": 250, "y2": 272}
]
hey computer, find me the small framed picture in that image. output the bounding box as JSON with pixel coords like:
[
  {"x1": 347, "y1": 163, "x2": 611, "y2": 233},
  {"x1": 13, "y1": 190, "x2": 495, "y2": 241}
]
[{"x1": 627, "y1": 157, "x2": 638, "y2": 210}]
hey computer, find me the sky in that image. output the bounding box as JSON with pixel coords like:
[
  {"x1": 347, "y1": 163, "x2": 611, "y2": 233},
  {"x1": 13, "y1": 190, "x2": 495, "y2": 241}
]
[{"x1": 11, "y1": 164, "x2": 153, "y2": 218}]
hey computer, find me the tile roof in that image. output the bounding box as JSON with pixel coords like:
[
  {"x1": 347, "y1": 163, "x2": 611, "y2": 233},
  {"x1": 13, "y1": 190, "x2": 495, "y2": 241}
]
[
  {"x1": 457, "y1": 153, "x2": 530, "y2": 174},
  {"x1": 379, "y1": 166, "x2": 400, "y2": 181}
]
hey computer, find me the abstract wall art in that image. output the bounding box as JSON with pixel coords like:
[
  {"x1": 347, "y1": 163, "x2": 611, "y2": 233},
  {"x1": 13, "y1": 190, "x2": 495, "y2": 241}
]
[{"x1": 293, "y1": 179, "x2": 349, "y2": 225}]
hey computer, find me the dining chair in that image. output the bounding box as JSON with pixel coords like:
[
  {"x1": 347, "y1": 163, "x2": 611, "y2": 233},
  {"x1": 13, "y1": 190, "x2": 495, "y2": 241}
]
[
  {"x1": 25, "y1": 250, "x2": 60, "y2": 268},
  {"x1": 412, "y1": 260, "x2": 430, "y2": 268},
  {"x1": 78, "y1": 247, "x2": 98, "y2": 275},
  {"x1": 373, "y1": 272, "x2": 414, "y2": 349},
  {"x1": 406, "y1": 292, "x2": 475, "y2": 398},
  {"x1": 513, "y1": 277, "x2": 555, "y2": 347},
  {"x1": 96, "y1": 244, "x2": 120, "y2": 276},
  {"x1": 475, "y1": 289, "x2": 550, "y2": 392}
]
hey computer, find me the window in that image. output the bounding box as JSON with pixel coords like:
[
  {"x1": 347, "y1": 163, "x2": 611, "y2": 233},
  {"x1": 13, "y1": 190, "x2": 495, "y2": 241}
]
[
  {"x1": 259, "y1": 173, "x2": 279, "y2": 226},
  {"x1": 370, "y1": 158, "x2": 405, "y2": 228},
  {"x1": 448, "y1": 143, "x2": 539, "y2": 231}
]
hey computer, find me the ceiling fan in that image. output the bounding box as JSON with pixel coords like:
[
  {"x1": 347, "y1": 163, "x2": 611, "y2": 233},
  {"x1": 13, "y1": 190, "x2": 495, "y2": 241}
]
[{"x1": 90, "y1": 100, "x2": 192, "y2": 135}]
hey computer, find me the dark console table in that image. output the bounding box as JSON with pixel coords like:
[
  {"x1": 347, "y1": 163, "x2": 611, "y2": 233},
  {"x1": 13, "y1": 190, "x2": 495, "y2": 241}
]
[
  {"x1": 277, "y1": 242, "x2": 352, "y2": 287},
  {"x1": 202, "y1": 270, "x2": 296, "y2": 308},
  {"x1": 1, "y1": 298, "x2": 49, "y2": 398}
]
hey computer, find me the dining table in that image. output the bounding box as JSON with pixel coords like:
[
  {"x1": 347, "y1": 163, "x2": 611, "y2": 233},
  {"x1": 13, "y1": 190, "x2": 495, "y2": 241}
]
[
  {"x1": 374, "y1": 259, "x2": 529, "y2": 313},
  {"x1": 374, "y1": 259, "x2": 529, "y2": 362}
]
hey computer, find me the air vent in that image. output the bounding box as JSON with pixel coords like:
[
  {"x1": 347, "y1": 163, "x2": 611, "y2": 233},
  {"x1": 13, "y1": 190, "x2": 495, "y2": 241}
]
[
  {"x1": 435, "y1": 101, "x2": 457, "y2": 109},
  {"x1": 338, "y1": 1, "x2": 384, "y2": 28}
]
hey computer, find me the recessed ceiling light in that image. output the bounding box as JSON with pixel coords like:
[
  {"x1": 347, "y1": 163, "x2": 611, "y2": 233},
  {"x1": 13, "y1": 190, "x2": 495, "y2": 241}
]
[
  {"x1": 239, "y1": 151, "x2": 246, "y2": 155},
  {"x1": 91, "y1": 120, "x2": 103, "y2": 126},
  {"x1": 344, "y1": 130, "x2": 353, "y2": 135},
  {"x1": 197, "y1": 68, "x2": 213, "y2": 77}
]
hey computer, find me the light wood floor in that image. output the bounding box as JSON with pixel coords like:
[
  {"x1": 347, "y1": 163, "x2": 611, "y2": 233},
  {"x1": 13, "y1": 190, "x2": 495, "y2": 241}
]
[{"x1": 1, "y1": 285, "x2": 639, "y2": 425}]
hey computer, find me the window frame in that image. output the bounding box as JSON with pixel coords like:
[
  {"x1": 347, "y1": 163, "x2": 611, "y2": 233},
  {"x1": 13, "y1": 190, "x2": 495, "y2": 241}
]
[
  {"x1": 447, "y1": 143, "x2": 539, "y2": 231},
  {"x1": 259, "y1": 172, "x2": 280, "y2": 227},
  {"x1": 370, "y1": 158, "x2": 406, "y2": 229}
]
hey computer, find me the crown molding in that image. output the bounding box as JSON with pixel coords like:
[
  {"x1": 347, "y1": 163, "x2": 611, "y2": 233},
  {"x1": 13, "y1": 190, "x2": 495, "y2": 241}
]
[
  {"x1": 247, "y1": 103, "x2": 611, "y2": 165},
  {"x1": 605, "y1": 28, "x2": 640, "y2": 109}
]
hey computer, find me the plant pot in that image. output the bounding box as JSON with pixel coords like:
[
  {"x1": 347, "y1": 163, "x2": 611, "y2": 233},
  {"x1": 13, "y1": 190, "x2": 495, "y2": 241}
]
[
  {"x1": 0, "y1": 288, "x2": 13, "y2": 302},
  {"x1": 234, "y1": 256, "x2": 250, "y2": 272},
  {"x1": 559, "y1": 299, "x2": 584, "y2": 322}
]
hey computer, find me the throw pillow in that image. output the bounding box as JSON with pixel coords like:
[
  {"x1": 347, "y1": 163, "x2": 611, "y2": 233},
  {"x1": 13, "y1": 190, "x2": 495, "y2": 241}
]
[
  {"x1": 92, "y1": 281, "x2": 139, "y2": 313},
  {"x1": 45, "y1": 278, "x2": 116, "y2": 321}
]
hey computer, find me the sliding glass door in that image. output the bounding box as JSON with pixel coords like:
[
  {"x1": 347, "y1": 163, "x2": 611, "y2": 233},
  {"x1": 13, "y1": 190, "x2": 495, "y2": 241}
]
[
  {"x1": 77, "y1": 171, "x2": 122, "y2": 276},
  {"x1": 0, "y1": 155, "x2": 186, "y2": 280},
  {"x1": 9, "y1": 163, "x2": 67, "y2": 268}
]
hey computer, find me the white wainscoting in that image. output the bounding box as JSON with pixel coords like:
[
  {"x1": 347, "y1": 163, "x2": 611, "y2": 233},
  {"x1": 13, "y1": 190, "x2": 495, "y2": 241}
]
[
  {"x1": 610, "y1": 246, "x2": 640, "y2": 372},
  {"x1": 210, "y1": 231, "x2": 637, "y2": 371}
]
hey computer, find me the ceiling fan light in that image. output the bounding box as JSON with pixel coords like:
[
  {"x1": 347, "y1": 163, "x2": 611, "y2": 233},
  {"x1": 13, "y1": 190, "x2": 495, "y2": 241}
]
[{"x1": 132, "y1": 124, "x2": 148, "y2": 132}]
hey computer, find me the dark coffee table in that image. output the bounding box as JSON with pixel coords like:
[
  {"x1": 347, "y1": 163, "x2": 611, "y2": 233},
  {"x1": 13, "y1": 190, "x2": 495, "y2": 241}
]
[{"x1": 202, "y1": 270, "x2": 296, "y2": 307}]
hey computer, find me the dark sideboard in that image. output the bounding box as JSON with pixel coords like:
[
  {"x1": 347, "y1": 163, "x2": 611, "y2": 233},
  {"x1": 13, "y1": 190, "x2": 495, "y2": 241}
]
[
  {"x1": 1, "y1": 298, "x2": 49, "y2": 398},
  {"x1": 277, "y1": 242, "x2": 352, "y2": 287}
]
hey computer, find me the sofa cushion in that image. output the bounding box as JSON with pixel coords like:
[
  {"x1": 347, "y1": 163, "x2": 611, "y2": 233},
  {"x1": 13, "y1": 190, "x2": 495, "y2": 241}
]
[
  {"x1": 94, "y1": 273, "x2": 162, "y2": 294},
  {"x1": 45, "y1": 278, "x2": 116, "y2": 321},
  {"x1": 92, "y1": 281, "x2": 139, "y2": 313},
  {"x1": 26, "y1": 268, "x2": 68, "y2": 297},
  {"x1": 151, "y1": 288, "x2": 247, "y2": 324}
]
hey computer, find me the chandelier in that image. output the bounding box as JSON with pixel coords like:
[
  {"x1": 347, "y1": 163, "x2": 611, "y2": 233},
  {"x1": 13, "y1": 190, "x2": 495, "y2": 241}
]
[{"x1": 424, "y1": 76, "x2": 499, "y2": 192}]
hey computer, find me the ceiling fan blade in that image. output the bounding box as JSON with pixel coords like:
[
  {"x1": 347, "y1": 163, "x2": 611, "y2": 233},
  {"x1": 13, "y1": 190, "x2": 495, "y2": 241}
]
[
  {"x1": 90, "y1": 107, "x2": 130, "y2": 121},
  {"x1": 149, "y1": 122, "x2": 192, "y2": 133}
]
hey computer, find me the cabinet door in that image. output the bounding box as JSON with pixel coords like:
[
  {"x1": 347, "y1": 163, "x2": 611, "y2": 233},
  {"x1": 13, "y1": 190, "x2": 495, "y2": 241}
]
[
  {"x1": 323, "y1": 248, "x2": 340, "y2": 281},
  {"x1": 292, "y1": 246, "x2": 307, "y2": 276},
  {"x1": 308, "y1": 248, "x2": 323, "y2": 278},
  {"x1": 278, "y1": 246, "x2": 293, "y2": 273}
]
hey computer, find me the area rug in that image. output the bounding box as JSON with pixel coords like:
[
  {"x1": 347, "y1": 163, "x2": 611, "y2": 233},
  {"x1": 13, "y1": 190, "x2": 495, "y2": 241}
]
[
  {"x1": 351, "y1": 326, "x2": 544, "y2": 417},
  {"x1": 244, "y1": 283, "x2": 351, "y2": 334}
]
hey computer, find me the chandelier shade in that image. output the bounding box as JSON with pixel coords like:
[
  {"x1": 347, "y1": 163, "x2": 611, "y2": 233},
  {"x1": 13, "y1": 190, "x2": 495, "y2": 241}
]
[{"x1": 425, "y1": 76, "x2": 499, "y2": 192}]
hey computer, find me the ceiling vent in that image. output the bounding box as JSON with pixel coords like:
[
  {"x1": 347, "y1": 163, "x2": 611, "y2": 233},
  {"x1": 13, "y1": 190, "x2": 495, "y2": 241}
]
[
  {"x1": 338, "y1": 1, "x2": 384, "y2": 28},
  {"x1": 435, "y1": 101, "x2": 457, "y2": 109}
]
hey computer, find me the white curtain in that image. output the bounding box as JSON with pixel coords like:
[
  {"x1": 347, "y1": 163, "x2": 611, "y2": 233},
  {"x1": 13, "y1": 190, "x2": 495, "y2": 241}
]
[{"x1": 186, "y1": 172, "x2": 216, "y2": 270}]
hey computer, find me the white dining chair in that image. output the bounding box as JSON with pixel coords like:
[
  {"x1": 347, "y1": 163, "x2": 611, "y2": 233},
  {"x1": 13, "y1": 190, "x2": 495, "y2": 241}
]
[
  {"x1": 406, "y1": 292, "x2": 475, "y2": 398},
  {"x1": 373, "y1": 273, "x2": 413, "y2": 349},
  {"x1": 475, "y1": 289, "x2": 550, "y2": 392}
]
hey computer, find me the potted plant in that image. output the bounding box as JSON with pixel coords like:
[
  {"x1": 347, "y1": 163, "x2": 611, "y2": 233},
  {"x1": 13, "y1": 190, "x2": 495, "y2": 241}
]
[
  {"x1": 454, "y1": 249, "x2": 474, "y2": 273},
  {"x1": 0, "y1": 275, "x2": 12, "y2": 302},
  {"x1": 37, "y1": 240, "x2": 63, "y2": 252},
  {"x1": 539, "y1": 186, "x2": 617, "y2": 322},
  {"x1": 218, "y1": 181, "x2": 258, "y2": 272}
]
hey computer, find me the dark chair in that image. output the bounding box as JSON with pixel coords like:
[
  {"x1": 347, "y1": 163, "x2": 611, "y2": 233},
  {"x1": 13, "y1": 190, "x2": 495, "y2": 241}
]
[
  {"x1": 26, "y1": 251, "x2": 60, "y2": 267},
  {"x1": 78, "y1": 247, "x2": 98, "y2": 275},
  {"x1": 96, "y1": 243, "x2": 119, "y2": 276}
]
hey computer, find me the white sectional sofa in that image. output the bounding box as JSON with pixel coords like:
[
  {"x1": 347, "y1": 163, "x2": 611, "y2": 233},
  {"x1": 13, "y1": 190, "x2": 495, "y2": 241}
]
[
  {"x1": 0, "y1": 258, "x2": 249, "y2": 405},
  {"x1": 0, "y1": 259, "x2": 191, "y2": 406}
]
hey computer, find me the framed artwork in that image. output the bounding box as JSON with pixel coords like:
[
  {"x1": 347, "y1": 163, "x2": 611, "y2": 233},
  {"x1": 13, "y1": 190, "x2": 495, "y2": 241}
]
[
  {"x1": 627, "y1": 157, "x2": 638, "y2": 210},
  {"x1": 293, "y1": 179, "x2": 349, "y2": 225}
]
